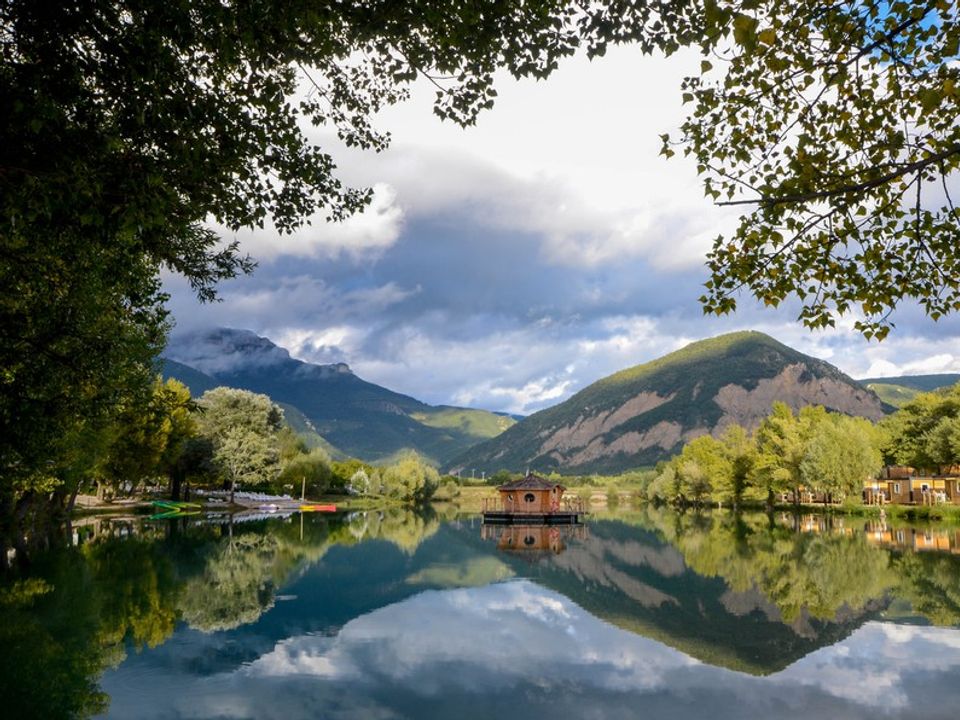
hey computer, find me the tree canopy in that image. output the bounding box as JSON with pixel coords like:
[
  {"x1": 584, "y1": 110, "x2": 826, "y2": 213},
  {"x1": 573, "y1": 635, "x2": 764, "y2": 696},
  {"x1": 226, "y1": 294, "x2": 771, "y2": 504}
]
[
  {"x1": 647, "y1": 401, "x2": 884, "y2": 506},
  {"x1": 196, "y1": 387, "x2": 284, "y2": 497},
  {"x1": 0, "y1": 0, "x2": 661, "y2": 503},
  {"x1": 667, "y1": 0, "x2": 960, "y2": 338}
]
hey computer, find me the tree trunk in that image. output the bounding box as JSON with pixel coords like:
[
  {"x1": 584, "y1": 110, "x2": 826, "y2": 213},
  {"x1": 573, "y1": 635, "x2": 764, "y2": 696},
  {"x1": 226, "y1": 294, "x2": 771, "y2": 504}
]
[{"x1": 170, "y1": 469, "x2": 183, "y2": 501}]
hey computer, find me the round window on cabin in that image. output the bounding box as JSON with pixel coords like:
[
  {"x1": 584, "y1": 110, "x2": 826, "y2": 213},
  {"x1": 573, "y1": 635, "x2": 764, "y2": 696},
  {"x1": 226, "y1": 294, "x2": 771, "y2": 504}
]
[
  {"x1": 524, "y1": 493, "x2": 536, "y2": 503},
  {"x1": 524, "y1": 535, "x2": 536, "y2": 546}
]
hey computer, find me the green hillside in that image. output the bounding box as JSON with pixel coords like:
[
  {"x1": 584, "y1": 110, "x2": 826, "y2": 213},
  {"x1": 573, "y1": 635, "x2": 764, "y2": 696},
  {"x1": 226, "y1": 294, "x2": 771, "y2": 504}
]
[
  {"x1": 863, "y1": 382, "x2": 921, "y2": 408},
  {"x1": 451, "y1": 331, "x2": 886, "y2": 474},
  {"x1": 410, "y1": 406, "x2": 516, "y2": 437},
  {"x1": 276, "y1": 402, "x2": 346, "y2": 459},
  {"x1": 156, "y1": 358, "x2": 219, "y2": 396},
  {"x1": 858, "y1": 373, "x2": 960, "y2": 409}
]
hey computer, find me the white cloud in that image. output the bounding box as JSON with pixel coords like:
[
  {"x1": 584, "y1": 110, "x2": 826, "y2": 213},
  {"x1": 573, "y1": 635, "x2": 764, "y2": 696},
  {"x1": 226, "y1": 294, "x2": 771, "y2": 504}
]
[
  {"x1": 311, "y1": 46, "x2": 733, "y2": 272},
  {"x1": 164, "y1": 42, "x2": 960, "y2": 412},
  {"x1": 214, "y1": 183, "x2": 403, "y2": 262}
]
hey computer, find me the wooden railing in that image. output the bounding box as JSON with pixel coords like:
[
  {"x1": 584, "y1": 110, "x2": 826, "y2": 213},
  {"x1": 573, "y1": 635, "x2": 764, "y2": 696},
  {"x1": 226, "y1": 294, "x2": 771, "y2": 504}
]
[{"x1": 482, "y1": 497, "x2": 585, "y2": 514}]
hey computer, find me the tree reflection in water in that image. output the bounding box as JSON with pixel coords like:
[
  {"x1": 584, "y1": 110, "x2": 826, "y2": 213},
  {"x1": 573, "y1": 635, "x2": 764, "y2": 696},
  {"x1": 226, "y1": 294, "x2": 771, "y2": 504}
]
[{"x1": 3, "y1": 505, "x2": 960, "y2": 719}]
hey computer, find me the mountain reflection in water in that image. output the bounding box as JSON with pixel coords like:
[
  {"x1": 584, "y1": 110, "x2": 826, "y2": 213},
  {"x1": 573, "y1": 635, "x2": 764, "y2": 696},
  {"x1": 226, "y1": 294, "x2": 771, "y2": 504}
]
[{"x1": 1, "y1": 507, "x2": 959, "y2": 719}]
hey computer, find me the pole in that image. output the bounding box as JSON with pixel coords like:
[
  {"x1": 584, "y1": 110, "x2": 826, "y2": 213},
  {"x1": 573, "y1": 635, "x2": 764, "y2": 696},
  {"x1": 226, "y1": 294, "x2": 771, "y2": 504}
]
[{"x1": 301, "y1": 476, "x2": 306, "y2": 502}]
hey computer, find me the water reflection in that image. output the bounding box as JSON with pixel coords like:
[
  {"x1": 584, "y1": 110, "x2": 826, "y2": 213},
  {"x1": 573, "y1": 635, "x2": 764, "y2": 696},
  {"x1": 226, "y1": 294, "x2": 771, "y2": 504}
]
[
  {"x1": 100, "y1": 581, "x2": 960, "y2": 720},
  {"x1": 3, "y1": 507, "x2": 960, "y2": 719},
  {"x1": 480, "y1": 523, "x2": 587, "y2": 556}
]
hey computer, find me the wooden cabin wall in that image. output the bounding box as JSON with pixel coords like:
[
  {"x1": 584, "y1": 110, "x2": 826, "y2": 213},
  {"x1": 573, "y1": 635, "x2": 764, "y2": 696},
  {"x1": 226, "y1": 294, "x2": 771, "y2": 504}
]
[{"x1": 498, "y1": 487, "x2": 563, "y2": 512}]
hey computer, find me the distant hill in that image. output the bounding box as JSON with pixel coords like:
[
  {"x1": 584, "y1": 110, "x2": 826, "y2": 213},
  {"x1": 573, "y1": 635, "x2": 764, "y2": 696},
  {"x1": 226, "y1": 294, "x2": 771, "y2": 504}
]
[
  {"x1": 162, "y1": 328, "x2": 515, "y2": 465},
  {"x1": 858, "y1": 373, "x2": 960, "y2": 408},
  {"x1": 275, "y1": 402, "x2": 346, "y2": 459},
  {"x1": 450, "y1": 331, "x2": 887, "y2": 475},
  {"x1": 156, "y1": 358, "x2": 219, "y2": 397}
]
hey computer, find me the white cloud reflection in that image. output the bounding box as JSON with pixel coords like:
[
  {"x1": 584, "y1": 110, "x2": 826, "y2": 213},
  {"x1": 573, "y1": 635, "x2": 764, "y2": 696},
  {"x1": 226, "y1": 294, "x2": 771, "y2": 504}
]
[{"x1": 101, "y1": 580, "x2": 960, "y2": 720}]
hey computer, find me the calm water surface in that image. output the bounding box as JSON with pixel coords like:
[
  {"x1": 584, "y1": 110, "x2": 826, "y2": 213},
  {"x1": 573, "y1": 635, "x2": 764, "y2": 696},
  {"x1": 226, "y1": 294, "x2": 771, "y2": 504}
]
[{"x1": 4, "y1": 507, "x2": 960, "y2": 719}]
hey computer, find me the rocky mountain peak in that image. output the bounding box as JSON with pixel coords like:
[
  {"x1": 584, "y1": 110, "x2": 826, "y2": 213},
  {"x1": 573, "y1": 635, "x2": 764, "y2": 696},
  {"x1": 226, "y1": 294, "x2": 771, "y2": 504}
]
[{"x1": 165, "y1": 328, "x2": 352, "y2": 377}]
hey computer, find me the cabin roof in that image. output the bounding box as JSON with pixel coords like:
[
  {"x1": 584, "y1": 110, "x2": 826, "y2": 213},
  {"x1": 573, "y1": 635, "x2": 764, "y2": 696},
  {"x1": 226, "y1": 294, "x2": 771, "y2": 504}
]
[{"x1": 497, "y1": 473, "x2": 565, "y2": 492}]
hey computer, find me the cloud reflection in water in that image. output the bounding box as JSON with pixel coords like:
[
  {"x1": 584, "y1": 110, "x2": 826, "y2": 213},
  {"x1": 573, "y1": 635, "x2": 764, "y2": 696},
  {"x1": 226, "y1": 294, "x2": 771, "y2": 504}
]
[{"x1": 101, "y1": 580, "x2": 960, "y2": 720}]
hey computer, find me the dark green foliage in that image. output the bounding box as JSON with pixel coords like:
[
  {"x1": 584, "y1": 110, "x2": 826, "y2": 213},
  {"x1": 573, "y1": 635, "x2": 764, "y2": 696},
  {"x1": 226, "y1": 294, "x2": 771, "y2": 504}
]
[{"x1": 669, "y1": 1, "x2": 960, "y2": 336}]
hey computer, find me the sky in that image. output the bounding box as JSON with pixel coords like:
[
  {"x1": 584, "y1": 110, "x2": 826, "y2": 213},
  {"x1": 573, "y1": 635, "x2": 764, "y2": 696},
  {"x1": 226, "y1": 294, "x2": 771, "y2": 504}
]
[{"x1": 165, "y1": 46, "x2": 960, "y2": 415}]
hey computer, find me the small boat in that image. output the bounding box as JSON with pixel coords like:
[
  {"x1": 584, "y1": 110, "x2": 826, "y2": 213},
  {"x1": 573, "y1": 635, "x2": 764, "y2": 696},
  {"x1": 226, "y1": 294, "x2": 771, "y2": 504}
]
[
  {"x1": 151, "y1": 500, "x2": 202, "y2": 510},
  {"x1": 299, "y1": 504, "x2": 337, "y2": 512}
]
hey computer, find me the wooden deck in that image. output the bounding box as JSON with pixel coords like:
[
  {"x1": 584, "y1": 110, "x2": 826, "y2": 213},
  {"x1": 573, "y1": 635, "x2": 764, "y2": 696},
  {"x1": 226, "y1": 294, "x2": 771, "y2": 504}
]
[{"x1": 481, "y1": 497, "x2": 585, "y2": 525}]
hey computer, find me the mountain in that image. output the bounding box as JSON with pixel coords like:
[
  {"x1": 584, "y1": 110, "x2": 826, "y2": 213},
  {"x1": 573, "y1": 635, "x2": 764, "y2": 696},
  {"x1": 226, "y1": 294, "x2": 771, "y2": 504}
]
[
  {"x1": 156, "y1": 358, "x2": 219, "y2": 397},
  {"x1": 158, "y1": 357, "x2": 346, "y2": 457},
  {"x1": 450, "y1": 331, "x2": 887, "y2": 475},
  {"x1": 859, "y1": 373, "x2": 960, "y2": 408},
  {"x1": 162, "y1": 328, "x2": 514, "y2": 465}
]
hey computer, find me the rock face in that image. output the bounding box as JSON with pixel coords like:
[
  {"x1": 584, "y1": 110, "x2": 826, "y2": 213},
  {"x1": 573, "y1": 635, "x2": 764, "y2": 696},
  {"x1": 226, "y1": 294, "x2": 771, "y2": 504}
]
[{"x1": 450, "y1": 331, "x2": 888, "y2": 475}]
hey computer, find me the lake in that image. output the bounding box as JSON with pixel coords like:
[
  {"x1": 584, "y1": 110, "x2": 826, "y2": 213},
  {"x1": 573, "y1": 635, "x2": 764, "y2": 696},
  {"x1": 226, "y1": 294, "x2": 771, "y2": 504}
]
[{"x1": 3, "y1": 506, "x2": 960, "y2": 719}]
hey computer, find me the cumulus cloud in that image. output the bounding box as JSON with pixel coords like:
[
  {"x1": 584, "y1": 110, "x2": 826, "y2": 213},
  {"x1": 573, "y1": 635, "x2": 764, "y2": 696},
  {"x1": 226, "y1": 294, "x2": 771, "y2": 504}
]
[
  {"x1": 211, "y1": 183, "x2": 403, "y2": 262},
  {"x1": 164, "y1": 43, "x2": 960, "y2": 413}
]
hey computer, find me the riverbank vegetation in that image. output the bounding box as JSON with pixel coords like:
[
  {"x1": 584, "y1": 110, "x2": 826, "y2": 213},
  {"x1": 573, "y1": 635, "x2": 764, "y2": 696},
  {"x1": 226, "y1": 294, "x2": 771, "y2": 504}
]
[
  {"x1": 2, "y1": 376, "x2": 454, "y2": 558},
  {"x1": 608, "y1": 384, "x2": 960, "y2": 510}
]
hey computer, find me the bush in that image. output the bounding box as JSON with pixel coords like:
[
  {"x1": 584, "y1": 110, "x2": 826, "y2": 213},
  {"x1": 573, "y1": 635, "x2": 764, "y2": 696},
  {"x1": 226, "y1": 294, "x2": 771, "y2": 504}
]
[
  {"x1": 275, "y1": 449, "x2": 333, "y2": 497},
  {"x1": 380, "y1": 452, "x2": 440, "y2": 502}
]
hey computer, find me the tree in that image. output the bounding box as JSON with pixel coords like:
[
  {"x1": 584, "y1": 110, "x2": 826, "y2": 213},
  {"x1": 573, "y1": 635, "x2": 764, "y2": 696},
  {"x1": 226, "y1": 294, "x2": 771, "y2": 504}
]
[
  {"x1": 882, "y1": 385, "x2": 960, "y2": 469},
  {"x1": 347, "y1": 469, "x2": 372, "y2": 497},
  {"x1": 674, "y1": 435, "x2": 731, "y2": 505},
  {"x1": 800, "y1": 415, "x2": 882, "y2": 503},
  {"x1": 96, "y1": 377, "x2": 199, "y2": 500},
  {"x1": 380, "y1": 451, "x2": 440, "y2": 502},
  {"x1": 717, "y1": 424, "x2": 758, "y2": 507},
  {"x1": 647, "y1": 463, "x2": 680, "y2": 504},
  {"x1": 0, "y1": 1, "x2": 677, "y2": 527},
  {"x1": 752, "y1": 403, "x2": 809, "y2": 505},
  {"x1": 665, "y1": 1, "x2": 960, "y2": 337},
  {"x1": 196, "y1": 388, "x2": 283, "y2": 500},
  {"x1": 277, "y1": 448, "x2": 333, "y2": 498},
  {"x1": 925, "y1": 415, "x2": 960, "y2": 468},
  {"x1": 154, "y1": 379, "x2": 198, "y2": 499}
]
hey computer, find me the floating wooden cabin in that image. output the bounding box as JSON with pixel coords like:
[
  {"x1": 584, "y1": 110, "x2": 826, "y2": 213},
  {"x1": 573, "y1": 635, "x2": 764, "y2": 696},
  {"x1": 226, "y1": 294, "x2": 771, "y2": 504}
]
[{"x1": 482, "y1": 473, "x2": 584, "y2": 524}]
